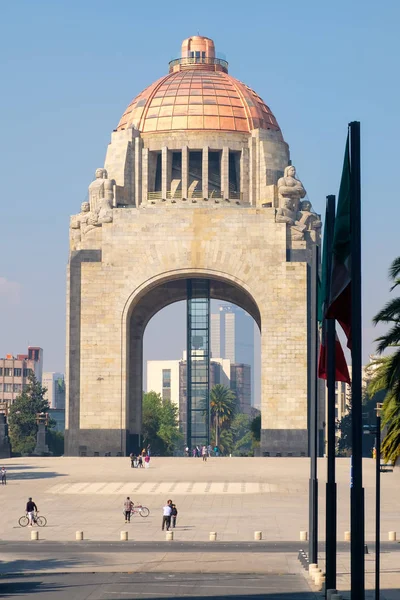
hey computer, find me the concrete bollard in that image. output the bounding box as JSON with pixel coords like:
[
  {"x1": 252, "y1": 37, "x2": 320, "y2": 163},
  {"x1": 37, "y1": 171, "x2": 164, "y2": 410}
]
[
  {"x1": 254, "y1": 531, "x2": 262, "y2": 541},
  {"x1": 300, "y1": 530, "x2": 308, "y2": 541},
  {"x1": 209, "y1": 531, "x2": 217, "y2": 541},
  {"x1": 389, "y1": 531, "x2": 397, "y2": 541},
  {"x1": 308, "y1": 563, "x2": 318, "y2": 574},
  {"x1": 344, "y1": 530, "x2": 351, "y2": 541},
  {"x1": 120, "y1": 531, "x2": 128, "y2": 541},
  {"x1": 315, "y1": 572, "x2": 325, "y2": 588},
  {"x1": 327, "y1": 591, "x2": 338, "y2": 600},
  {"x1": 30, "y1": 530, "x2": 39, "y2": 541},
  {"x1": 166, "y1": 531, "x2": 174, "y2": 541},
  {"x1": 76, "y1": 531, "x2": 83, "y2": 541},
  {"x1": 312, "y1": 568, "x2": 322, "y2": 583}
]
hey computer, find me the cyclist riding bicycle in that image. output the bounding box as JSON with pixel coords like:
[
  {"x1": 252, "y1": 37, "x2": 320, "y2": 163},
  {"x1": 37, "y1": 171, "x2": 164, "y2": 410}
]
[{"x1": 26, "y1": 497, "x2": 38, "y2": 527}]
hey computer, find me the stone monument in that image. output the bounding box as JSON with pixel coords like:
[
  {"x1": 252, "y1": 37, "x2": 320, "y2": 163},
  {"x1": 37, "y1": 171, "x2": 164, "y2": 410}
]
[
  {"x1": 33, "y1": 413, "x2": 49, "y2": 455},
  {"x1": 65, "y1": 35, "x2": 324, "y2": 457}
]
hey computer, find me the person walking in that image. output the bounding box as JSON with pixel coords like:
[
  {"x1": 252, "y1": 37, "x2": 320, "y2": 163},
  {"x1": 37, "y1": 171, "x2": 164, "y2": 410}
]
[
  {"x1": 144, "y1": 454, "x2": 150, "y2": 469},
  {"x1": 130, "y1": 453, "x2": 135, "y2": 468},
  {"x1": 124, "y1": 497, "x2": 134, "y2": 523},
  {"x1": 171, "y1": 503, "x2": 178, "y2": 528},
  {"x1": 26, "y1": 497, "x2": 38, "y2": 526},
  {"x1": 162, "y1": 501, "x2": 172, "y2": 531},
  {"x1": 138, "y1": 454, "x2": 143, "y2": 468},
  {"x1": 202, "y1": 446, "x2": 207, "y2": 462},
  {"x1": 1, "y1": 467, "x2": 6, "y2": 485}
]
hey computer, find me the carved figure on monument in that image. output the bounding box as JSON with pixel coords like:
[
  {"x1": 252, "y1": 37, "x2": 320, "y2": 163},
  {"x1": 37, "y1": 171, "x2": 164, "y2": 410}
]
[
  {"x1": 88, "y1": 168, "x2": 116, "y2": 212},
  {"x1": 276, "y1": 198, "x2": 306, "y2": 240},
  {"x1": 70, "y1": 202, "x2": 90, "y2": 243},
  {"x1": 277, "y1": 166, "x2": 306, "y2": 211},
  {"x1": 97, "y1": 180, "x2": 114, "y2": 224},
  {"x1": 297, "y1": 200, "x2": 322, "y2": 231}
]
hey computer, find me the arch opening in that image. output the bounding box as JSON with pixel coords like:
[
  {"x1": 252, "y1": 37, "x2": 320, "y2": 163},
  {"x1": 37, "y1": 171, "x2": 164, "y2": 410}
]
[{"x1": 126, "y1": 275, "x2": 261, "y2": 454}]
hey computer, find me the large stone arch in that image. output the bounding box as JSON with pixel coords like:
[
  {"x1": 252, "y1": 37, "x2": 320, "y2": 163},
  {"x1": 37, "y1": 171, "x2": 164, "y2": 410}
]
[{"x1": 122, "y1": 270, "x2": 261, "y2": 452}]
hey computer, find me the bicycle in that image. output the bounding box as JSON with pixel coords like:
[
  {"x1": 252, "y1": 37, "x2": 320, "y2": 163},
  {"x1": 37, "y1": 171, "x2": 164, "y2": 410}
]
[
  {"x1": 122, "y1": 504, "x2": 150, "y2": 518},
  {"x1": 19, "y1": 512, "x2": 47, "y2": 527}
]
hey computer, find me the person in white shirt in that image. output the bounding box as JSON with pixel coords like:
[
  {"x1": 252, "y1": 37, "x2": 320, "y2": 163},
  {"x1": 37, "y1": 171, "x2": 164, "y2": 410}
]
[{"x1": 162, "y1": 501, "x2": 172, "y2": 531}]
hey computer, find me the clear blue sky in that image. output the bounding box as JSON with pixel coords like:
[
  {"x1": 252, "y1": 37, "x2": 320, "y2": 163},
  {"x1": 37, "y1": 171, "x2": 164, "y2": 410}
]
[{"x1": 0, "y1": 0, "x2": 398, "y2": 372}]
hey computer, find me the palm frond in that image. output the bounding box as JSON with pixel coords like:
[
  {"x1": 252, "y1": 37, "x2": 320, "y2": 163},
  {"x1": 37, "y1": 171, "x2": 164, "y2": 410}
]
[
  {"x1": 372, "y1": 297, "x2": 400, "y2": 325},
  {"x1": 389, "y1": 257, "x2": 400, "y2": 289}
]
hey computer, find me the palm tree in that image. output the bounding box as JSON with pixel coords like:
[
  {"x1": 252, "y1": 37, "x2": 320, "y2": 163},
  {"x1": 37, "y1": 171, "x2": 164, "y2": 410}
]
[
  {"x1": 210, "y1": 384, "x2": 236, "y2": 448},
  {"x1": 371, "y1": 256, "x2": 400, "y2": 464}
]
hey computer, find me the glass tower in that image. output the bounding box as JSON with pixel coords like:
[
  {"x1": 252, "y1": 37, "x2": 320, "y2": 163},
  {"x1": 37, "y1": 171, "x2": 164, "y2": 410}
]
[{"x1": 186, "y1": 279, "x2": 210, "y2": 448}]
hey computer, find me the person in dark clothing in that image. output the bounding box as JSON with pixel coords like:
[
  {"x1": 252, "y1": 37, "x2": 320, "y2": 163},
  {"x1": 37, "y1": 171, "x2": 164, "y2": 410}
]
[
  {"x1": 26, "y1": 497, "x2": 38, "y2": 526},
  {"x1": 171, "y1": 504, "x2": 178, "y2": 528},
  {"x1": 124, "y1": 497, "x2": 134, "y2": 523}
]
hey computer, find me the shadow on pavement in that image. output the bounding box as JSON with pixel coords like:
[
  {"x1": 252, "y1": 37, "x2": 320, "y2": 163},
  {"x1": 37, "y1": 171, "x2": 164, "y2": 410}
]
[{"x1": 6, "y1": 472, "x2": 66, "y2": 480}]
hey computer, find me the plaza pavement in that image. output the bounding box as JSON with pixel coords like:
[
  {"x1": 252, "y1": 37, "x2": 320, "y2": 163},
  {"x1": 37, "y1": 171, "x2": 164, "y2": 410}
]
[{"x1": 0, "y1": 456, "x2": 399, "y2": 598}]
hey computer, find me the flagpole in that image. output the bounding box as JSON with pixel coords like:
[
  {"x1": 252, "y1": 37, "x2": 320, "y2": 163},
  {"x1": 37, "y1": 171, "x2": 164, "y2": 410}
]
[
  {"x1": 349, "y1": 120, "x2": 365, "y2": 600},
  {"x1": 325, "y1": 194, "x2": 337, "y2": 593},
  {"x1": 309, "y1": 242, "x2": 319, "y2": 566}
]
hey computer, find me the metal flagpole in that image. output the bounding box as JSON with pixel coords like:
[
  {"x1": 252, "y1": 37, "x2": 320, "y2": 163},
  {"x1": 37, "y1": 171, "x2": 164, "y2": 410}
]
[
  {"x1": 375, "y1": 403, "x2": 382, "y2": 600},
  {"x1": 309, "y1": 243, "x2": 319, "y2": 565},
  {"x1": 325, "y1": 194, "x2": 337, "y2": 592},
  {"x1": 349, "y1": 120, "x2": 365, "y2": 599}
]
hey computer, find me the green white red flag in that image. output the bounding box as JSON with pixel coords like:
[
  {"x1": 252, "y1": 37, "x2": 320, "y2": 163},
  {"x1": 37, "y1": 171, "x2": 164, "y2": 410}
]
[
  {"x1": 318, "y1": 201, "x2": 350, "y2": 384},
  {"x1": 325, "y1": 133, "x2": 352, "y2": 348}
]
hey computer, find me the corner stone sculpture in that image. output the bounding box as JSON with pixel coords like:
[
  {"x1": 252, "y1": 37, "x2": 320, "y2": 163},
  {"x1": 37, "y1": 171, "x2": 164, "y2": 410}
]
[
  {"x1": 276, "y1": 167, "x2": 320, "y2": 241},
  {"x1": 277, "y1": 165, "x2": 306, "y2": 211},
  {"x1": 70, "y1": 169, "x2": 115, "y2": 245}
]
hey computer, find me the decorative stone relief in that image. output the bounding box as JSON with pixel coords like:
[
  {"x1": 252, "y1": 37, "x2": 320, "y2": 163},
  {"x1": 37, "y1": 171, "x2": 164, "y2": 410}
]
[
  {"x1": 277, "y1": 166, "x2": 306, "y2": 211},
  {"x1": 276, "y1": 199, "x2": 306, "y2": 241},
  {"x1": 297, "y1": 200, "x2": 322, "y2": 231},
  {"x1": 70, "y1": 170, "x2": 115, "y2": 244}
]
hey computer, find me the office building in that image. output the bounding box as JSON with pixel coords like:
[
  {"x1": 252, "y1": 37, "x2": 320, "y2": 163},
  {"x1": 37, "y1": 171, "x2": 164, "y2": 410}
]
[
  {"x1": 42, "y1": 372, "x2": 66, "y2": 409},
  {"x1": 0, "y1": 347, "x2": 43, "y2": 405}
]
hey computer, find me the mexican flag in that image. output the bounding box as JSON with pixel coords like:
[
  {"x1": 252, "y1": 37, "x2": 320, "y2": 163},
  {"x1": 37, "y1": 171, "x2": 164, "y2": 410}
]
[
  {"x1": 318, "y1": 199, "x2": 351, "y2": 384},
  {"x1": 326, "y1": 133, "x2": 352, "y2": 348}
]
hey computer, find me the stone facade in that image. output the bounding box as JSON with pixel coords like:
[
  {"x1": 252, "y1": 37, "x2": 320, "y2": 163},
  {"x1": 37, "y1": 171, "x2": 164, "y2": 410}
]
[{"x1": 65, "y1": 36, "x2": 324, "y2": 457}]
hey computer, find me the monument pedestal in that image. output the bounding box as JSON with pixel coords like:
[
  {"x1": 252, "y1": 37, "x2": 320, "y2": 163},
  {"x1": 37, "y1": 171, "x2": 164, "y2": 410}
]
[{"x1": 34, "y1": 423, "x2": 49, "y2": 455}]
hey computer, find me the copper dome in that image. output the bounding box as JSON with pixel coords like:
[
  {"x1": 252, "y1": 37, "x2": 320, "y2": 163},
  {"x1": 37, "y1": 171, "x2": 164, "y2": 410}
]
[{"x1": 117, "y1": 36, "x2": 281, "y2": 136}]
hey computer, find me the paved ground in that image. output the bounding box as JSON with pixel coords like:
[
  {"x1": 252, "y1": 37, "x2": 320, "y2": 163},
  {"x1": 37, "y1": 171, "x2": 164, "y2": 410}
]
[
  {"x1": 0, "y1": 456, "x2": 399, "y2": 598},
  {"x1": 0, "y1": 573, "x2": 317, "y2": 599}
]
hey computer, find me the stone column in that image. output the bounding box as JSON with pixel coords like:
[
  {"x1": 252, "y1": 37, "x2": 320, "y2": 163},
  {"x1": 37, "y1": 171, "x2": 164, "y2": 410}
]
[
  {"x1": 202, "y1": 146, "x2": 209, "y2": 198},
  {"x1": 182, "y1": 146, "x2": 189, "y2": 199},
  {"x1": 240, "y1": 147, "x2": 249, "y2": 203},
  {"x1": 161, "y1": 147, "x2": 172, "y2": 199},
  {"x1": 142, "y1": 148, "x2": 149, "y2": 204},
  {"x1": 221, "y1": 147, "x2": 229, "y2": 199},
  {"x1": 134, "y1": 137, "x2": 142, "y2": 206}
]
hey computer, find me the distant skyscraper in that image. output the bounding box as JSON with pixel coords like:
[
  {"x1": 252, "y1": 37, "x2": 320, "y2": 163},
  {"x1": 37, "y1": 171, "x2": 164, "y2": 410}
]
[
  {"x1": 211, "y1": 305, "x2": 254, "y2": 404},
  {"x1": 42, "y1": 372, "x2": 65, "y2": 409}
]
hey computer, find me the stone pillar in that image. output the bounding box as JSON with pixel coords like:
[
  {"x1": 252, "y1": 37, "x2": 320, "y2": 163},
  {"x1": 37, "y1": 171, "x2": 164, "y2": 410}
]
[
  {"x1": 221, "y1": 147, "x2": 229, "y2": 199},
  {"x1": 161, "y1": 147, "x2": 172, "y2": 199},
  {"x1": 240, "y1": 147, "x2": 249, "y2": 203},
  {"x1": 182, "y1": 146, "x2": 188, "y2": 199},
  {"x1": 134, "y1": 137, "x2": 142, "y2": 206},
  {"x1": 34, "y1": 423, "x2": 49, "y2": 455},
  {"x1": 142, "y1": 148, "x2": 149, "y2": 204},
  {"x1": 202, "y1": 146, "x2": 209, "y2": 198}
]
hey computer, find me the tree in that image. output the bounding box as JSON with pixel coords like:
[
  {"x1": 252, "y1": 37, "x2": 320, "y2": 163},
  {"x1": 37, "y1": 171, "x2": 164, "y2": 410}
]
[
  {"x1": 8, "y1": 374, "x2": 50, "y2": 455},
  {"x1": 371, "y1": 257, "x2": 400, "y2": 464},
  {"x1": 210, "y1": 384, "x2": 236, "y2": 448},
  {"x1": 141, "y1": 391, "x2": 182, "y2": 456},
  {"x1": 231, "y1": 413, "x2": 252, "y2": 455},
  {"x1": 250, "y1": 414, "x2": 261, "y2": 442}
]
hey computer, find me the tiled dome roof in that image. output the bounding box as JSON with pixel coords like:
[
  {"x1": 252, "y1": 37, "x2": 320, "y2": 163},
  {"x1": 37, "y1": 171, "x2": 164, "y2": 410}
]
[{"x1": 117, "y1": 38, "x2": 281, "y2": 136}]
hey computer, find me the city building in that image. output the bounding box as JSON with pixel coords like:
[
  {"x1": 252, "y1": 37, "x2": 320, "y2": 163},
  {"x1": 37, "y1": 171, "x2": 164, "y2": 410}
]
[
  {"x1": 0, "y1": 347, "x2": 43, "y2": 405},
  {"x1": 147, "y1": 352, "x2": 251, "y2": 440},
  {"x1": 211, "y1": 305, "x2": 255, "y2": 405},
  {"x1": 66, "y1": 35, "x2": 322, "y2": 456},
  {"x1": 42, "y1": 372, "x2": 65, "y2": 409},
  {"x1": 49, "y1": 408, "x2": 65, "y2": 433}
]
